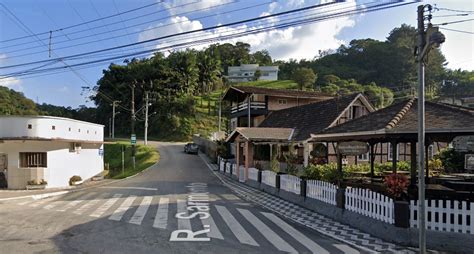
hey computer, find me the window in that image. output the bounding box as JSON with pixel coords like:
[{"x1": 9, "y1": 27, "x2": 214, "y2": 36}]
[
  {"x1": 19, "y1": 152, "x2": 47, "y2": 168},
  {"x1": 52, "y1": 125, "x2": 56, "y2": 130},
  {"x1": 388, "y1": 143, "x2": 399, "y2": 161},
  {"x1": 278, "y1": 99, "x2": 287, "y2": 105},
  {"x1": 78, "y1": 129, "x2": 81, "y2": 132},
  {"x1": 358, "y1": 152, "x2": 369, "y2": 161},
  {"x1": 69, "y1": 142, "x2": 82, "y2": 153},
  {"x1": 27, "y1": 124, "x2": 32, "y2": 129},
  {"x1": 87, "y1": 130, "x2": 89, "y2": 134},
  {"x1": 68, "y1": 127, "x2": 71, "y2": 132}
]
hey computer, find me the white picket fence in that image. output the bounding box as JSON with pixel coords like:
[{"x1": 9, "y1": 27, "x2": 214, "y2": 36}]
[
  {"x1": 262, "y1": 170, "x2": 276, "y2": 187},
  {"x1": 280, "y1": 174, "x2": 301, "y2": 195},
  {"x1": 410, "y1": 200, "x2": 474, "y2": 234},
  {"x1": 345, "y1": 187, "x2": 394, "y2": 224},
  {"x1": 232, "y1": 164, "x2": 237, "y2": 176},
  {"x1": 219, "y1": 159, "x2": 225, "y2": 172},
  {"x1": 306, "y1": 180, "x2": 337, "y2": 205},
  {"x1": 248, "y1": 167, "x2": 259, "y2": 181},
  {"x1": 226, "y1": 163, "x2": 232, "y2": 173}
]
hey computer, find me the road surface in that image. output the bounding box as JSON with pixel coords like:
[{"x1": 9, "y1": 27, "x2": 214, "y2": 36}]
[{"x1": 0, "y1": 142, "x2": 365, "y2": 253}]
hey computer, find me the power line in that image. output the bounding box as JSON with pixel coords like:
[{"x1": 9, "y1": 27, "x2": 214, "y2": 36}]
[
  {"x1": 0, "y1": 1, "x2": 162, "y2": 43},
  {"x1": 434, "y1": 18, "x2": 474, "y2": 26},
  {"x1": 434, "y1": 7, "x2": 474, "y2": 14},
  {"x1": 0, "y1": 0, "x2": 379, "y2": 69},
  {"x1": 0, "y1": 0, "x2": 247, "y2": 57},
  {"x1": 440, "y1": 27, "x2": 474, "y2": 35},
  {"x1": 1, "y1": 1, "x2": 418, "y2": 78}
]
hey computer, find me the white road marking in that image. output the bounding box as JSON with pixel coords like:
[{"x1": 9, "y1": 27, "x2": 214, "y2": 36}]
[
  {"x1": 221, "y1": 194, "x2": 240, "y2": 200},
  {"x1": 262, "y1": 212, "x2": 329, "y2": 254},
  {"x1": 56, "y1": 192, "x2": 97, "y2": 212},
  {"x1": 99, "y1": 186, "x2": 158, "y2": 191},
  {"x1": 109, "y1": 196, "x2": 137, "y2": 221},
  {"x1": 238, "y1": 208, "x2": 297, "y2": 253},
  {"x1": 153, "y1": 197, "x2": 169, "y2": 229},
  {"x1": 215, "y1": 205, "x2": 258, "y2": 246},
  {"x1": 43, "y1": 192, "x2": 83, "y2": 210},
  {"x1": 27, "y1": 195, "x2": 64, "y2": 207},
  {"x1": 90, "y1": 194, "x2": 122, "y2": 217},
  {"x1": 73, "y1": 193, "x2": 109, "y2": 215},
  {"x1": 333, "y1": 244, "x2": 361, "y2": 254},
  {"x1": 201, "y1": 210, "x2": 224, "y2": 239},
  {"x1": 129, "y1": 196, "x2": 153, "y2": 225},
  {"x1": 176, "y1": 199, "x2": 192, "y2": 230}
]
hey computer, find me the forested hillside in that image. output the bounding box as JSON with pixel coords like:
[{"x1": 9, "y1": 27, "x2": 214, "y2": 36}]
[{"x1": 1, "y1": 24, "x2": 472, "y2": 141}]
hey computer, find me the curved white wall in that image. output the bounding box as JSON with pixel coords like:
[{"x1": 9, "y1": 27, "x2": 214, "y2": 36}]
[{"x1": 0, "y1": 116, "x2": 103, "y2": 142}]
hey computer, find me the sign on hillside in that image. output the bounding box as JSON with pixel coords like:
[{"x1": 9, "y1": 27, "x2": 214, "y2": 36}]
[
  {"x1": 131, "y1": 134, "x2": 136, "y2": 145},
  {"x1": 337, "y1": 141, "x2": 369, "y2": 156}
]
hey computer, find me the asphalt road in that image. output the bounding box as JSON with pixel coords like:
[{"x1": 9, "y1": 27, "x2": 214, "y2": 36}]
[{"x1": 0, "y1": 142, "x2": 366, "y2": 254}]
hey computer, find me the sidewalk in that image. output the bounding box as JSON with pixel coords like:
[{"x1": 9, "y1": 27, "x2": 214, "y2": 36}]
[
  {"x1": 0, "y1": 178, "x2": 114, "y2": 201},
  {"x1": 198, "y1": 154, "x2": 428, "y2": 254}
]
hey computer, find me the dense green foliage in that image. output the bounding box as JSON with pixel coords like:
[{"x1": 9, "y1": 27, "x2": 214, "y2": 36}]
[
  {"x1": 293, "y1": 67, "x2": 317, "y2": 90},
  {"x1": 435, "y1": 148, "x2": 467, "y2": 173},
  {"x1": 104, "y1": 142, "x2": 159, "y2": 179},
  {"x1": 0, "y1": 87, "x2": 37, "y2": 115}
]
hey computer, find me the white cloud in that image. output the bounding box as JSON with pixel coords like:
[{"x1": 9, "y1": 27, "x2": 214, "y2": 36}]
[
  {"x1": 0, "y1": 76, "x2": 22, "y2": 91},
  {"x1": 161, "y1": 0, "x2": 233, "y2": 16},
  {"x1": 140, "y1": 0, "x2": 357, "y2": 60}
]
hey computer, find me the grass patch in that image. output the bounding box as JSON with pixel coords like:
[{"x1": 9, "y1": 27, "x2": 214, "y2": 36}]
[{"x1": 104, "y1": 142, "x2": 160, "y2": 179}]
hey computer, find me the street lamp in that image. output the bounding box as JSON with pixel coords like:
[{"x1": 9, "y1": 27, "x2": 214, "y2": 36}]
[{"x1": 416, "y1": 5, "x2": 445, "y2": 253}]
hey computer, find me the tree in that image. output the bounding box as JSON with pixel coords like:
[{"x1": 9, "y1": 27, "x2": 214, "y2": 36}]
[
  {"x1": 293, "y1": 67, "x2": 317, "y2": 90},
  {"x1": 253, "y1": 69, "x2": 262, "y2": 81}
]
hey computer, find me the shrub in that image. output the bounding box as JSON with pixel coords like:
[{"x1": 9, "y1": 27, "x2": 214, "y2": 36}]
[
  {"x1": 69, "y1": 175, "x2": 82, "y2": 185},
  {"x1": 27, "y1": 179, "x2": 47, "y2": 185},
  {"x1": 384, "y1": 173, "x2": 409, "y2": 199},
  {"x1": 303, "y1": 163, "x2": 345, "y2": 184},
  {"x1": 436, "y1": 148, "x2": 466, "y2": 173}
]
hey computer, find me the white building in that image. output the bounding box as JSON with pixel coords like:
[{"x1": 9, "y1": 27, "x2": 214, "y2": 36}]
[
  {"x1": 0, "y1": 115, "x2": 104, "y2": 189},
  {"x1": 227, "y1": 64, "x2": 279, "y2": 82}
]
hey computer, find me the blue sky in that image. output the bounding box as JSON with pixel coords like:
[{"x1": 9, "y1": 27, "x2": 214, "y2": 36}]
[{"x1": 0, "y1": 0, "x2": 472, "y2": 108}]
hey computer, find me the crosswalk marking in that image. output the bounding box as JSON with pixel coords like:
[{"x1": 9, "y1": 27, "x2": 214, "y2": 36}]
[
  {"x1": 262, "y1": 212, "x2": 329, "y2": 254},
  {"x1": 176, "y1": 199, "x2": 192, "y2": 230},
  {"x1": 221, "y1": 194, "x2": 240, "y2": 201},
  {"x1": 129, "y1": 196, "x2": 153, "y2": 225},
  {"x1": 73, "y1": 193, "x2": 109, "y2": 215},
  {"x1": 238, "y1": 208, "x2": 297, "y2": 253},
  {"x1": 153, "y1": 197, "x2": 169, "y2": 229},
  {"x1": 44, "y1": 192, "x2": 83, "y2": 210},
  {"x1": 201, "y1": 210, "x2": 224, "y2": 239},
  {"x1": 109, "y1": 196, "x2": 137, "y2": 221},
  {"x1": 215, "y1": 205, "x2": 258, "y2": 246},
  {"x1": 333, "y1": 244, "x2": 360, "y2": 254},
  {"x1": 28, "y1": 195, "x2": 62, "y2": 207},
  {"x1": 56, "y1": 192, "x2": 97, "y2": 212},
  {"x1": 90, "y1": 194, "x2": 122, "y2": 217}
]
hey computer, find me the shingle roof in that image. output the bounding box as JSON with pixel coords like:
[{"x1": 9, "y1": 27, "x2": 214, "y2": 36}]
[
  {"x1": 222, "y1": 85, "x2": 333, "y2": 101},
  {"x1": 226, "y1": 127, "x2": 294, "y2": 142},
  {"x1": 259, "y1": 93, "x2": 368, "y2": 141},
  {"x1": 318, "y1": 98, "x2": 474, "y2": 135}
]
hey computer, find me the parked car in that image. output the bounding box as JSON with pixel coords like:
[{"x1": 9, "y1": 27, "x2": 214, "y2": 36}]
[{"x1": 184, "y1": 143, "x2": 199, "y2": 154}]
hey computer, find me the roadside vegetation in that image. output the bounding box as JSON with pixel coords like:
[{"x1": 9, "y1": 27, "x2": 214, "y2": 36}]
[{"x1": 104, "y1": 142, "x2": 159, "y2": 179}]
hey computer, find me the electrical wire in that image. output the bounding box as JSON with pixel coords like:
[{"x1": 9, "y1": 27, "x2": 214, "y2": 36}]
[
  {"x1": 440, "y1": 27, "x2": 474, "y2": 35},
  {"x1": 434, "y1": 18, "x2": 474, "y2": 26}
]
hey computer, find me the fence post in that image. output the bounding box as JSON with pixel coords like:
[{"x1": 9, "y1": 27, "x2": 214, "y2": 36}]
[
  {"x1": 336, "y1": 187, "x2": 346, "y2": 209},
  {"x1": 276, "y1": 174, "x2": 281, "y2": 189},
  {"x1": 394, "y1": 200, "x2": 410, "y2": 228},
  {"x1": 300, "y1": 178, "x2": 307, "y2": 198},
  {"x1": 230, "y1": 164, "x2": 233, "y2": 176},
  {"x1": 257, "y1": 170, "x2": 262, "y2": 183}
]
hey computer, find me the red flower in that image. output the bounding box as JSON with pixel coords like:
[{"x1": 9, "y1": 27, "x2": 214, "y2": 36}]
[{"x1": 384, "y1": 173, "x2": 409, "y2": 198}]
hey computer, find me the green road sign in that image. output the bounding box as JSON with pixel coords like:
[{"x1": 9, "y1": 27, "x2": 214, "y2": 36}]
[{"x1": 131, "y1": 134, "x2": 136, "y2": 145}]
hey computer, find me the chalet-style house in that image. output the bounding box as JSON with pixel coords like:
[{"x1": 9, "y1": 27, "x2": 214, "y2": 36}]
[
  {"x1": 227, "y1": 64, "x2": 279, "y2": 82},
  {"x1": 222, "y1": 86, "x2": 333, "y2": 131},
  {"x1": 226, "y1": 93, "x2": 375, "y2": 169}
]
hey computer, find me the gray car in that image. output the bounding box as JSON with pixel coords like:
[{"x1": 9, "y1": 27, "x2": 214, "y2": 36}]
[{"x1": 184, "y1": 143, "x2": 199, "y2": 154}]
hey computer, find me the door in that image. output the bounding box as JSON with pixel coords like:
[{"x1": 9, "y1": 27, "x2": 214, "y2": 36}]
[{"x1": 0, "y1": 154, "x2": 7, "y2": 188}]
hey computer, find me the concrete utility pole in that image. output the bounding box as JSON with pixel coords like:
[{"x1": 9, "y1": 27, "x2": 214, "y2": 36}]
[
  {"x1": 416, "y1": 5, "x2": 445, "y2": 253},
  {"x1": 111, "y1": 100, "x2": 120, "y2": 139},
  {"x1": 131, "y1": 81, "x2": 136, "y2": 169},
  {"x1": 144, "y1": 91, "x2": 149, "y2": 145}
]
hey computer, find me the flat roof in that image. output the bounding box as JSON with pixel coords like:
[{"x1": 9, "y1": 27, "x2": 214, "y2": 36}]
[{"x1": 0, "y1": 115, "x2": 104, "y2": 127}]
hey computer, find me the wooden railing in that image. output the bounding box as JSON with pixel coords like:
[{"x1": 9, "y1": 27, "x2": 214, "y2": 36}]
[{"x1": 230, "y1": 101, "x2": 266, "y2": 114}]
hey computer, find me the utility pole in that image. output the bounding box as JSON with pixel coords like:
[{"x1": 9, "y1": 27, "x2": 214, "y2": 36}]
[
  {"x1": 111, "y1": 100, "x2": 120, "y2": 139},
  {"x1": 131, "y1": 81, "x2": 136, "y2": 170},
  {"x1": 416, "y1": 5, "x2": 427, "y2": 253},
  {"x1": 108, "y1": 117, "x2": 112, "y2": 138},
  {"x1": 144, "y1": 91, "x2": 149, "y2": 145}
]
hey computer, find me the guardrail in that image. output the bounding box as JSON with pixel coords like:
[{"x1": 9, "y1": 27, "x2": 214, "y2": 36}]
[
  {"x1": 410, "y1": 199, "x2": 474, "y2": 234},
  {"x1": 345, "y1": 187, "x2": 394, "y2": 224},
  {"x1": 280, "y1": 174, "x2": 301, "y2": 195},
  {"x1": 306, "y1": 180, "x2": 337, "y2": 205}
]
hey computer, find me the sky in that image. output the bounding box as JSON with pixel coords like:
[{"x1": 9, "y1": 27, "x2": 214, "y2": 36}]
[{"x1": 0, "y1": 0, "x2": 473, "y2": 108}]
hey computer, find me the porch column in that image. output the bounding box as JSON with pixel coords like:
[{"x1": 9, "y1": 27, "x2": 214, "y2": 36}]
[
  {"x1": 391, "y1": 141, "x2": 398, "y2": 173},
  {"x1": 410, "y1": 141, "x2": 417, "y2": 186},
  {"x1": 245, "y1": 141, "x2": 254, "y2": 181},
  {"x1": 247, "y1": 95, "x2": 251, "y2": 127},
  {"x1": 369, "y1": 142, "x2": 375, "y2": 178},
  {"x1": 303, "y1": 142, "x2": 310, "y2": 167},
  {"x1": 236, "y1": 141, "x2": 240, "y2": 176}
]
